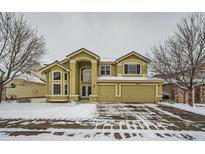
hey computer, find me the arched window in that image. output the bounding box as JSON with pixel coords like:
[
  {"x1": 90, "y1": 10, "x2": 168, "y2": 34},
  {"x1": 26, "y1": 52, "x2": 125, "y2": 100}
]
[
  {"x1": 81, "y1": 67, "x2": 91, "y2": 81},
  {"x1": 53, "y1": 71, "x2": 61, "y2": 80}
]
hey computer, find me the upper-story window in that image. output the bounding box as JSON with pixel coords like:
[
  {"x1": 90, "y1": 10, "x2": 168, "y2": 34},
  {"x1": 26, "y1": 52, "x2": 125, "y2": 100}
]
[
  {"x1": 64, "y1": 73, "x2": 68, "y2": 81},
  {"x1": 124, "y1": 64, "x2": 140, "y2": 74},
  {"x1": 53, "y1": 72, "x2": 61, "y2": 80},
  {"x1": 100, "y1": 65, "x2": 111, "y2": 75},
  {"x1": 81, "y1": 67, "x2": 91, "y2": 81}
]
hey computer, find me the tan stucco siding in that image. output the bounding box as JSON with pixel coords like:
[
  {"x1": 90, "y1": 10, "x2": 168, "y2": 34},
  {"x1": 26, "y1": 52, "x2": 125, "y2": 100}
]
[
  {"x1": 6, "y1": 80, "x2": 45, "y2": 99},
  {"x1": 116, "y1": 55, "x2": 148, "y2": 77},
  {"x1": 111, "y1": 64, "x2": 117, "y2": 76},
  {"x1": 69, "y1": 52, "x2": 97, "y2": 61},
  {"x1": 41, "y1": 48, "x2": 162, "y2": 103},
  {"x1": 46, "y1": 95, "x2": 69, "y2": 102},
  {"x1": 45, "y1": 65, "x2": 69, "y2": 96}
]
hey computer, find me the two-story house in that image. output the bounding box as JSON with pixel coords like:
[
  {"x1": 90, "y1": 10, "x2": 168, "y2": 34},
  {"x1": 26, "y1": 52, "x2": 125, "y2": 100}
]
[{"x1": 40, "y1": 48, "x2": 163, "y2": 103}]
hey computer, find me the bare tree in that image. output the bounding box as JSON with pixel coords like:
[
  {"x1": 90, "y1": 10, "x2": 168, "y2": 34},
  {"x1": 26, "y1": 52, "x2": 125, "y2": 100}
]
[
  {"x1": 0, "y1": 12, "x2": 46, "y2": 102},
  {"x1": 151, "y1": 13, "x2": 205, "y2": 106}
]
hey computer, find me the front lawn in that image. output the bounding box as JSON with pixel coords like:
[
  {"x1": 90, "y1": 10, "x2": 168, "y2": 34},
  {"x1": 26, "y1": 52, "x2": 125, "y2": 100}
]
[{"x1": 0, "y1": 99, "x2": 96, "y2": 121}]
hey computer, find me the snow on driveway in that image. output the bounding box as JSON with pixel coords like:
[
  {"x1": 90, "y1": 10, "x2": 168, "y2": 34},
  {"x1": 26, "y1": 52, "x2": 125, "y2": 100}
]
[
  {"x1": 0, "y1": 99, "x2": 96, "y2": 120},
  {"x1": 159, "y1": 102, "x2": 205, "y2": 116},
  {"x1": 0, "y1": 99, "x2": 205, "y2": 141}
]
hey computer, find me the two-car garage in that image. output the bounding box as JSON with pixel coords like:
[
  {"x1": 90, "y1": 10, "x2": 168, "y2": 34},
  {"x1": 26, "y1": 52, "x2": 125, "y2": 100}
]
[{"x1": 97, "y1": 83, "x2": 158, "y2": 103}]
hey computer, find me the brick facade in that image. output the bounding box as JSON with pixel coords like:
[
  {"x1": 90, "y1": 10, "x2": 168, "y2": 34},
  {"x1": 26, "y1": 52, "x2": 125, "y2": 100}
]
[{"x1": 163, "y1": 83, "x2": 205, "y2": 103}]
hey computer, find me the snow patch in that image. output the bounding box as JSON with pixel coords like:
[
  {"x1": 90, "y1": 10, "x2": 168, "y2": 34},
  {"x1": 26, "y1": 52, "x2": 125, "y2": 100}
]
[
  {"x1": 159, "y1": 102, "x2": 205, "y2": 116},
  {"x1": 0, "y1": 99, "x2": 96, "y2": 120}
]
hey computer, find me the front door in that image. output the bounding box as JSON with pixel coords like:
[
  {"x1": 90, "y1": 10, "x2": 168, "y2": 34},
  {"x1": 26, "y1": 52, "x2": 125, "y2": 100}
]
[{"x1": 81, "y1": 84, "x2": 91, "y2": 98}]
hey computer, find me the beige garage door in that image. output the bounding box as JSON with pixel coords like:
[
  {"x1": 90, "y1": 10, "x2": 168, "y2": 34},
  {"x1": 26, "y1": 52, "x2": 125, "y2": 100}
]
[
  {"x1": 121, "y1": 85, "x2": 156, "y2": 103},
  {"x1": 98, "y1": 85, "x2": 115, "y2": 102}
]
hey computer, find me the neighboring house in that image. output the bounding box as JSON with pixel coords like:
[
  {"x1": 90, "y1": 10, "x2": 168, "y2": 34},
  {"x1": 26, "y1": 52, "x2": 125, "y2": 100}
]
[
  {"x1": 40, "y1": 48, "x2": 163, "y2": 103},
  {"x1": 2, "y1": 73, "x2": 45, "y2": 100},
  {"x1": 163, "y1": 83, "x2": 205, "y2": 103},
  {"x1": 162, "y1": 63, "x2": 205, "y2": 103}
]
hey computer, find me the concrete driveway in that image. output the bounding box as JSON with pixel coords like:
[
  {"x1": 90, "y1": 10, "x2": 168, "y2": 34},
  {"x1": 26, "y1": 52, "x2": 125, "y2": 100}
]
[{"x1": 0, "y1": 103, "x2": 205, "y2": 140}]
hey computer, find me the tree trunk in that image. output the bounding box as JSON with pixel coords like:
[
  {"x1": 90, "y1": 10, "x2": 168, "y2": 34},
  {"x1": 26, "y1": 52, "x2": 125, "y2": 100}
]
[
  {"x1": 188, "y1": 89, "x2": 193, "y2": 107},
  {"x1": 0, "y1": 82, "x2": 3, "y2": 103}
]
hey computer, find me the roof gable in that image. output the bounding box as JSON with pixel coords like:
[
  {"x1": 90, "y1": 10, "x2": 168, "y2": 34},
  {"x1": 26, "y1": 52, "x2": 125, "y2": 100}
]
[
  {"x1": 66, "y1": 48, "x2": 100, "y2": 60},
  {"x1": 39, "y1": 60, "x2": 70, "y2": 73},
  {"x1": 115, "y1": 51, "x2": 151, "y2": 63}
]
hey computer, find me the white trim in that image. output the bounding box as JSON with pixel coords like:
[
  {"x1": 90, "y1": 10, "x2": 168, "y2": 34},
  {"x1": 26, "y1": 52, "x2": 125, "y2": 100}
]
[{"x1": 99, "y1": 65, "x2": 111, "y2": 76}]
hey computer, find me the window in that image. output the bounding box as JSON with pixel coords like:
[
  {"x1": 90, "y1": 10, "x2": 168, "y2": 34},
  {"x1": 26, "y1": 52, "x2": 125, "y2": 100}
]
[
  {"x1": 64, "y1": 84, "x2": 68, "y2": 95},
  {"x1": 124, "y1": 64, "x2": 140, "y2": 74},
  {"x1": 100, "y1": 65, "x2": 111, "y2": 75},
  {"x1": 81, "y1": 68, "x2": 91, "y2": 81},
  {"x1": 53, "y1": 84, "x2": 61, "y2": 95},
  {"x1": 53, "y1": 72, "x2": 61, "y2": 80},
  {"x1": 10, "y1": 83, "x2": 16, "y2": 88},
  {"x1": 64, "y1": 73, "x2": 68, "y2": 81}
]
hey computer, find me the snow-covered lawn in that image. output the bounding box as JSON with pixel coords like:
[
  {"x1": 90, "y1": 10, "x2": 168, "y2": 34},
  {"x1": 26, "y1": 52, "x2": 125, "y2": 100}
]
[
  {"x1": 0, "y1": 99, "x2": 205, "y2": 141},
  {"x1": 0, "y1": 99, "x2": 96, "y2": 120},
  {"x1": 159, "y1": 102, "x2": 205, "y2": 116}
]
